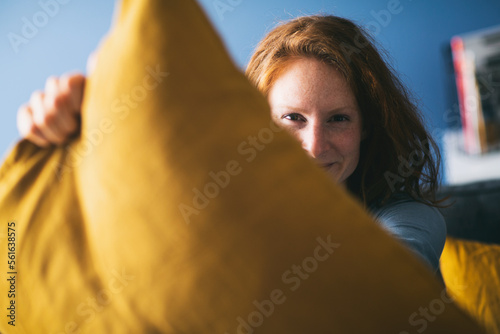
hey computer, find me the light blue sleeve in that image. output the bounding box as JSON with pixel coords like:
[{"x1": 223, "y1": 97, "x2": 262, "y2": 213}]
[{"x1": 371, "y1": 199, "x2": 447, "y2": 273}]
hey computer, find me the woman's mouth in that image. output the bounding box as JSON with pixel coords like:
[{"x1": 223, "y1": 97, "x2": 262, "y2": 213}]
[{"x1": 319, "y1": 162, "x2": 336, "y2": 169}]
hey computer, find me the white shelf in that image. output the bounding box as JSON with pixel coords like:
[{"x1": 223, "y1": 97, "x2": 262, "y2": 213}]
[{"x1": 443, "y1": 130, "x2": 500, "y2": 185}]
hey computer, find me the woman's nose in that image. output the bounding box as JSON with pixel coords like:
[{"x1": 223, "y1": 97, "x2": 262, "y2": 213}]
[{"x1": 301, "y1": 125, "x2": 330, "y2": 159}]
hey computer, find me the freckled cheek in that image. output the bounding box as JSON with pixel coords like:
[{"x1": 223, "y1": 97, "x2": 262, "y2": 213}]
[{"x1": 329, "y1": 128, "x2": 362, "y2": 157}]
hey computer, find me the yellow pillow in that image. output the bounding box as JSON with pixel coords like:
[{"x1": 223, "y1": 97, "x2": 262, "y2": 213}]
[
  {"x1": 0, "y1": 0, "x2": 485, "y2": 333},
  {"x1": 440, "y1": 237, "x2": 500, "y2": 334}
]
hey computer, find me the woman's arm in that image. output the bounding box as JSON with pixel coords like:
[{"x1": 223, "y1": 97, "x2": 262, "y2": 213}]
[{"x1": 372, "y1": 199, "x2": 447, "y2": 272}]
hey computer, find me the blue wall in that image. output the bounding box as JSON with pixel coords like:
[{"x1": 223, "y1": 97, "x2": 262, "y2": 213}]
[
  {"x1": 0, "y1": 0, "x2": 115, "y2": 155},
  {"x1": 1, "y1": 0, "x2": 499, "y2": 181}
]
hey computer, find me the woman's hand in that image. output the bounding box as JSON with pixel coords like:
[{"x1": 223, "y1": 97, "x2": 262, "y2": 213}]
[{"x1": 17, "y1": 73, "x2": 86, "y2": 147}]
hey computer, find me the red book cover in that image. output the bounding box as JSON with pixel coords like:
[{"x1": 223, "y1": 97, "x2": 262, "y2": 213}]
[{"x1": 451, "y1": 36, "x2": 484, "y2": 154}]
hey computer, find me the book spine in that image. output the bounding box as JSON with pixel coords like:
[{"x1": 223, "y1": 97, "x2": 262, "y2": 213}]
[{"x1": 451, "y1": 36, "x2": 484, "y2": 154}]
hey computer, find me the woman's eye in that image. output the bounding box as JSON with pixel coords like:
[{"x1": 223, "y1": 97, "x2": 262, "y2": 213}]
[
  {"x1": 282, "y1": 113, "x2": 304, "y2": 122},
  {"x1": 330, "y1": 115, "x2": 350, "y2": 122}
]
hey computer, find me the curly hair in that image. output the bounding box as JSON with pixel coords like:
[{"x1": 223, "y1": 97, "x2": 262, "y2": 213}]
[{"x1": 245, "y1": 15, "x2": 441, "y2": 207}]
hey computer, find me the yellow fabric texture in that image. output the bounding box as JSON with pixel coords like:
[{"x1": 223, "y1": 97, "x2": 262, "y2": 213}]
[
  {"x1": 0, "y1": 0, "x2": 485, "y2": 333},
  {"x1": 440, "y1": 237, "x2": 500, "y2": 334}
]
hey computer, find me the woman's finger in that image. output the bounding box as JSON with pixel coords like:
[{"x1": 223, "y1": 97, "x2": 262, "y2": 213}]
[
  {"x1": 46, "y1": 75, "x2": 82, "y2": 134},
  {"x1": 59, "y1": 73, "x2": 85, "y2": 115},
  {"x1": 29, "y1": 90, "x2": 66, "y2": 144},
  {"x1": 16, "y1": 104, "x2": 51, "y2": 147},
  {"x1": 44, "y1": 76, "x2": 77, "y2": 134}
]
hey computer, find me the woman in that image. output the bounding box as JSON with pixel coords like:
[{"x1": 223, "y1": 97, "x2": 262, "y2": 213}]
[{"x1": 16, "y1": 15, "x2": 446, "y2": 272}]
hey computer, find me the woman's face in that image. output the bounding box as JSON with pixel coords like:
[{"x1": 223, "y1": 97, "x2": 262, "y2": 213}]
[{"x1": 268, "y1": 57, "x2": 363, "y2": 183}]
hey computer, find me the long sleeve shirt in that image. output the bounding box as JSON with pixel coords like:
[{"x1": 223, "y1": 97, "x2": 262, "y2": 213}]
[{"x1": 370, "y1": 195, "x2": 447, "y2": 272}]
